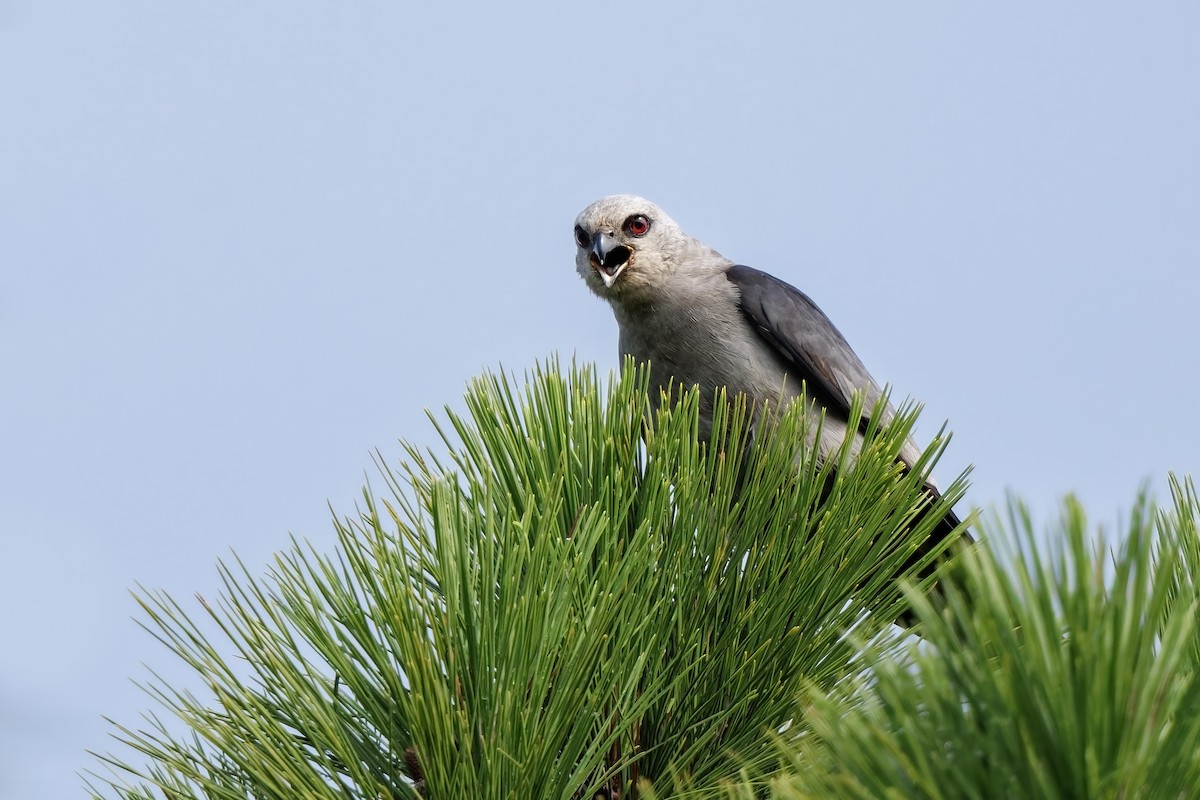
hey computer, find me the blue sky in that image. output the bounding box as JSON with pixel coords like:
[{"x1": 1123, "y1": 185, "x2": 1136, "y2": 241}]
[{"x1": 2, "y1": 3, "x2": 1197, "y2": 796}]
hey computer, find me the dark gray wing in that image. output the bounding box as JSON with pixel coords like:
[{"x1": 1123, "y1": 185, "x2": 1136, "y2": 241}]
[
  {"x1": 725, "y1": 264, "x2": 887, "y2": 421},
  {"x1": 728, "y1": 264, "x2": 970, "y2": 589}
]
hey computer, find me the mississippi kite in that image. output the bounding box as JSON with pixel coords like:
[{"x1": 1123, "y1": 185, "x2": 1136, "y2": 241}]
[{"x1": 573, "y1": 194, "x2": 969, "y2": 590}]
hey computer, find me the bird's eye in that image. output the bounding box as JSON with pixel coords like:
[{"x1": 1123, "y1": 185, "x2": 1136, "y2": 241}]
[
  {"x1": 574, "y1": 225, "x2": 590, "y2": 248},
  {"x1": 623, "y1": 215, "x2": 651, "y2": 237}
]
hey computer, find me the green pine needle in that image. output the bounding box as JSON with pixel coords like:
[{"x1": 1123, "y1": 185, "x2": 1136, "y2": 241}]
[
  {"x1": 758, "y1": 479, "x2": 1200, "y2": 800},
  {"x1": 86, "y1": 357, "x2": 994, "y2": 799}
]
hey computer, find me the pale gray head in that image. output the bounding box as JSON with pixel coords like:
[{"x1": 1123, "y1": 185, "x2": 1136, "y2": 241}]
[{"x1": 574, "y1": 195, "x2": 722, "y2": 301}]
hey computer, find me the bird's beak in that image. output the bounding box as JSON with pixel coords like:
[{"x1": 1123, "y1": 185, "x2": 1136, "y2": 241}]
[{"x1": 589, "y1": 231, "x2": 631, "y2": 288}]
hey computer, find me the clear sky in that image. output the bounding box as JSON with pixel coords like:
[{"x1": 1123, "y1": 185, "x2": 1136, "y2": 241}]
[{"x1": 2, "y1": 2, "x2": 1197, "y2": 796}]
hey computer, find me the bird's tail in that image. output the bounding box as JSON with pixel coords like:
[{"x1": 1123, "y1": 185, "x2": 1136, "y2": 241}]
[{"x1": 894, "y1": 486, "x2": 974, "y2": 629}]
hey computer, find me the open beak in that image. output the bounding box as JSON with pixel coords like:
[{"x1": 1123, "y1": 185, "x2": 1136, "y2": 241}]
[{"x1": 589, "y1": 231, "x2": 631, "y2": 288}]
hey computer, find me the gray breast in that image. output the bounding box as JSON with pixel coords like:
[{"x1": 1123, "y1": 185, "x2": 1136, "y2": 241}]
[{"x1": 612, "y1": 275, "x2": 802, "y2": 438}]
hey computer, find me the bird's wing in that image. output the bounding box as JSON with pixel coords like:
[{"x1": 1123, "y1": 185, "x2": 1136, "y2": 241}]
[
  {"x1": 725, "y1": 264, "x2": 888, "y2": 422},
  {"x1": 727, "y1": 265, "x2": 968, "y2": 570}
]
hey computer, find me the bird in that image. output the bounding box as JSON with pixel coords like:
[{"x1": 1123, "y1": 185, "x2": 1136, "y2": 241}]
[{"x1": 573, "y1": 193, "x2": 969, "y2": 603}]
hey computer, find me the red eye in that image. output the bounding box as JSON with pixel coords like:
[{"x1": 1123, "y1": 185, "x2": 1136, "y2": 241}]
[{"x1": 623, "y1": 214, "x2": 651, "y2": 237}]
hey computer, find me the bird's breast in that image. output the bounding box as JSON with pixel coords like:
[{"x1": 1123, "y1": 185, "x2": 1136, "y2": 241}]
[{"x1": 615, "y1": 294, "x2": 798, "y2": 431}]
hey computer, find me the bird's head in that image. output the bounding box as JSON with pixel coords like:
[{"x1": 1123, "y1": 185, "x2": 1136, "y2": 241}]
[{"x1": 573, "y1": 195, "x2": 689, "y2": 300}]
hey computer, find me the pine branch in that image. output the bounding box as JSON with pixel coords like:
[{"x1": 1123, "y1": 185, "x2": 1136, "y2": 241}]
[{"x1": 89, "y1": 358, "x2": 970, "y2": 799}]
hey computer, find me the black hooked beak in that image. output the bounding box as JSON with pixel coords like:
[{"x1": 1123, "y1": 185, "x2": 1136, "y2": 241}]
[{"x1": 590, "y1": 231, "x2": 631, "y2": 287}]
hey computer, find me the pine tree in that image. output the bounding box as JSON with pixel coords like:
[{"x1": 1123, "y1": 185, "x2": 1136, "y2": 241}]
[{"x1": 88, "y1": 361, "x2": 1200, "y2": 799}]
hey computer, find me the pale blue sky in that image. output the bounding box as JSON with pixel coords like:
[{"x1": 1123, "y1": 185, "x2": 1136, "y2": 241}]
[{"x1": 2, "y1": 3, "x2": 1197, "y2": 796}]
